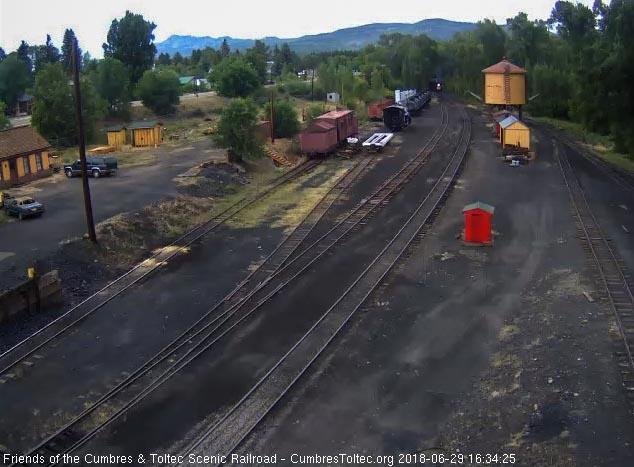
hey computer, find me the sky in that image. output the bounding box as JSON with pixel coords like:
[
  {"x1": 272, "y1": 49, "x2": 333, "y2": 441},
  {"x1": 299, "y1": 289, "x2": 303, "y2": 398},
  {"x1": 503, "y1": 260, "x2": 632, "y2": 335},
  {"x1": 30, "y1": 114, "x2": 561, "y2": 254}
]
[{"x1": 0, "y1": 0, "x2": 595, "y2": 58}]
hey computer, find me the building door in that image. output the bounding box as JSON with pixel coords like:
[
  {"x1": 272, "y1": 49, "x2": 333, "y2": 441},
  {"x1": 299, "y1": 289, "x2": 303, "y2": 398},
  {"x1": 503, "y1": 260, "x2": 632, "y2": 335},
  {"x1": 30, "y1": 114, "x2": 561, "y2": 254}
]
[{"x1": 8, "y1": 159, "x2": 18, "y2": 183}]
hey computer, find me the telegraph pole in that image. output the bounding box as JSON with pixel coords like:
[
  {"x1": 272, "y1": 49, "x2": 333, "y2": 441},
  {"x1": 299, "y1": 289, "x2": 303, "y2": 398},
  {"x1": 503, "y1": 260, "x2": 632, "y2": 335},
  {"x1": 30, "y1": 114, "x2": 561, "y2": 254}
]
[
  {"x1": 311, "y1": 69, "x2": 315, "y2": 102},
  {"x1": 72, "y1": 38, "x2": 97, "y2": 243},
  {"x1": 270, "y1": 92, "x2": 275, "y2": 144}
]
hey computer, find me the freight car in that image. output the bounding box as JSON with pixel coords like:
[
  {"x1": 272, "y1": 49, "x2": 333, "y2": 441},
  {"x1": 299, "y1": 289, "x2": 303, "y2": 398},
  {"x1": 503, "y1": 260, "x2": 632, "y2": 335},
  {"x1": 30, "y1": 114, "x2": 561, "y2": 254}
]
[
  {"x1": 367, "y1": 98, "x2": 395, "y2": 120},
  {"x1": 300, "y1": 109, "x2": 359, "y2": 156},
  {"x1": 383, "y1": 105, "x2": 411, "y2": 132},
  {"x1": 404, "y1": 90, "x2": 431, "y2": 114}
]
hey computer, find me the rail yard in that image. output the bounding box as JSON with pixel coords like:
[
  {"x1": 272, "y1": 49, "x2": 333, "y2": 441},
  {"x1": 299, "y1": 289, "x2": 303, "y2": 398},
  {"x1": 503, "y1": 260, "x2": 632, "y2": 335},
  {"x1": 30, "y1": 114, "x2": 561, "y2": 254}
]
[{"x1": 1, "y1": 89, "x2": 634, "y2": 467}]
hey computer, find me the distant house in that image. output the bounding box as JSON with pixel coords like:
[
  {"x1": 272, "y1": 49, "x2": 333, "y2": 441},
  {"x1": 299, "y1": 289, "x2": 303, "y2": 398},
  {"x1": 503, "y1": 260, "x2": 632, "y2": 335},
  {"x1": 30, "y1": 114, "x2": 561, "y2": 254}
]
[
  {"x1": 16, "y1": 94, "x2": 33, "y2": 116},
  {"x1": 0, "y1": 126, "x2": 51, "y2": 187},
  {"x1": 179, "y1": 76, "x2": 209, "y2": 91},
  {"x1": 179, "y1": 76, "x2": 195, "y2": 86}
]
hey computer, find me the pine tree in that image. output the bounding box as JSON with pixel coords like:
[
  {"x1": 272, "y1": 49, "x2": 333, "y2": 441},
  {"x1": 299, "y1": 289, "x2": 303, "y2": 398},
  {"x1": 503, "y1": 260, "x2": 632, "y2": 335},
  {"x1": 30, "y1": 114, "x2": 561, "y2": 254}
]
[
  {"x1": 61, "y1": 29, "x2": 80, "y2": 74},
  {"x1": 220, "y1": 39, "x2": 230, "y2": 58}
]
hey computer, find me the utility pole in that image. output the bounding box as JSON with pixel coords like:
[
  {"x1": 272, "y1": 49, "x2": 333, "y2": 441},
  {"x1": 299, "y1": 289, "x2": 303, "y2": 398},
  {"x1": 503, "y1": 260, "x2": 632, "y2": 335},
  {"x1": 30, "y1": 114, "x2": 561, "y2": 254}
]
[
  {"x1": 311, "y1": 68, "x2": 315, "y2": 102},
  {"x1": 72, "y1": 38, "x2": 97, "y2": 243},
  {"x1": 270, "y1": 92, "x2": 275, "y2": 144}
]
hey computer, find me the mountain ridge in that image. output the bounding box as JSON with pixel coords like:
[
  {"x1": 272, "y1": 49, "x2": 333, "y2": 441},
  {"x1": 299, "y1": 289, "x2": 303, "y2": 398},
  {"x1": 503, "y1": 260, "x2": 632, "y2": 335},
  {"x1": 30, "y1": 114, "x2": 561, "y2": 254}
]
[{"x1": 156, "y1": 18, "x2": 477, "y2": 56}]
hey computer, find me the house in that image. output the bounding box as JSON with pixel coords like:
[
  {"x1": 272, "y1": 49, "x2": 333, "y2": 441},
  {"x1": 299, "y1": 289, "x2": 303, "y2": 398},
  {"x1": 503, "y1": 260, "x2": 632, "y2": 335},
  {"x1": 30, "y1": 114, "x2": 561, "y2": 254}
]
[
  {"x1": 16, "y1": 94, "x2": 33, "y2": 116},
  {"x1": 0, "y1": 126, "x2": 51, "y2": 187},
  {"x1": 179, "y1": 76, "x2": 195, "y2": 86}
]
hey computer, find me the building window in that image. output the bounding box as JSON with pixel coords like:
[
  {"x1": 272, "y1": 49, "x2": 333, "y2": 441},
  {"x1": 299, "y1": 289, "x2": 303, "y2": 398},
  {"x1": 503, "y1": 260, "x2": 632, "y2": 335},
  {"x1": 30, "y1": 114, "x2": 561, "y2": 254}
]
[
  {"x1": 23, "y1": 157, "x2": 30, "y2": 175},
  {"x1": 0, "y1": 166, "x2": 3, "y2": 181},
  {"x1": 35, "y1": 153, "x2": 43, "y2": 171}
]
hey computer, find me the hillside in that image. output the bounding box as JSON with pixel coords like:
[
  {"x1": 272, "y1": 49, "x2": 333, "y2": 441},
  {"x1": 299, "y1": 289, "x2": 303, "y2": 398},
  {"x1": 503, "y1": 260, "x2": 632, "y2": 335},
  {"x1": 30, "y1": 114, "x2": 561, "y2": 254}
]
[{"x1": 156, "y1": 18, "x2": 476, "y2": 56}]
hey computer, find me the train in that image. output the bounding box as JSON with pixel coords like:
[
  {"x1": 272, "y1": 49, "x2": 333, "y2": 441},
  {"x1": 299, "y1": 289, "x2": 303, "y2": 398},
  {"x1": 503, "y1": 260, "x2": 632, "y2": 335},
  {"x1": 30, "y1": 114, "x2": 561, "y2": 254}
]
[
  {"x1": 383, "y1": 105, "x2": 411, "y2": 132},
  {"x1": 382, "y1": 89, "x2": 431, "y2": 132},
  {"x1": 299, "y1": 109, "x2": 359, "y2": 156},
  {"x1": 429, "y1": 78, "x2": 444, "y2": 92}
]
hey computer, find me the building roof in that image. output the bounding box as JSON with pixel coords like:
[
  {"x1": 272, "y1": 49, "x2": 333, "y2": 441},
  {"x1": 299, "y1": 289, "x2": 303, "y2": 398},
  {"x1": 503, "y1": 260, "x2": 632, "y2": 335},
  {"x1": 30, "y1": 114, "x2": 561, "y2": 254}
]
[
  {"x1": 128, "y1": 121, "x2": 161, "y2": 130},
  {"x1": 0, "y1": 126, "x2": 50, "y2": 161},
  {"x1": 104, "y1": 124, "x2": 126, "y2": 132},
  {"x1": 482, "y1": 59, "x2": 527, "y2": 75},
  {"x1": 463, "y1": 202, "x2": 495, "y2": 214},
  {"x1": 316, "y1": 110, "x2": 354, "y2": 120},
  {"x1": 500, "y1": 116, "x2": 520, "y2": 129},
  {"x1": 179, "y1": 76, "x2": 195, "y2": 85}
]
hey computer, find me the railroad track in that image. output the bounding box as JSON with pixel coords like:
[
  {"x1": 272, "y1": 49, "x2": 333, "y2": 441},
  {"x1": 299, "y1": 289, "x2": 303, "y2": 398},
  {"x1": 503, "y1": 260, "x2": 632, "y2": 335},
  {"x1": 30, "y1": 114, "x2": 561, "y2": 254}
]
[
  {"x1": 9, "y1": 104, "x2": 451, "y2": 466},
  {"x1": 556, "y1": 142, "x2": 634, "y2": 410},
  {"x1": 538, "y1": 123, "x2": 634, "y2": 194},
  {"x1": 0, "y1": 159, "x2": 321, "y2": 380},
  {"x1": 178, "y1": 106, "x2": 472, "y2": 466}
]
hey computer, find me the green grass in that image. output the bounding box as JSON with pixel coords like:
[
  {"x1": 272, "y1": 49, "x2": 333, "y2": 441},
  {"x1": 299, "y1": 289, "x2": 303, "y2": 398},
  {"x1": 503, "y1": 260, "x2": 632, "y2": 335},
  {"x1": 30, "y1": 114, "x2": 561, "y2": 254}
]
[{"x1": 532, "y1": 116, "x2": 634, "y2": 174}]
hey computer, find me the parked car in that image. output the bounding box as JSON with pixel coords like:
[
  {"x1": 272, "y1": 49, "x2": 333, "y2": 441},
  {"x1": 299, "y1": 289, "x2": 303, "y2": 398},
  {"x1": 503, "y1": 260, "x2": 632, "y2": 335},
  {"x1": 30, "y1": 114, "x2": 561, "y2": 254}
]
[
  {"x1": 64, "y1": 156, "x2": 118, "y2": 178},
  {"x1": 4, "y1": 197, "x2": 45, "y2": 220},
  {"x1": 0, "y1": 192, "x2": 14, "y2": 209}
]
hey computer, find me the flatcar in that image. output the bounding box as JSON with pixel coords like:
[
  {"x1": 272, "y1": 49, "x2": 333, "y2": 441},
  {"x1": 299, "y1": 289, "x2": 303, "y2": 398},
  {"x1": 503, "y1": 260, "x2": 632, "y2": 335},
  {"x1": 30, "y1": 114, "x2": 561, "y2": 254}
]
[{"x1": 383, "y1": 105, "x2": 411, "y2": 132}]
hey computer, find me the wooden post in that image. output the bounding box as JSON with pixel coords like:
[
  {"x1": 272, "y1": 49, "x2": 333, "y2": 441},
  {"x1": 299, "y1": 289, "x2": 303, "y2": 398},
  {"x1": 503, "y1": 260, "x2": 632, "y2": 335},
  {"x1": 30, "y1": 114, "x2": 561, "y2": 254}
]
[{"x1": 72, "y1": 38, "x2": 97, "y2": 243}]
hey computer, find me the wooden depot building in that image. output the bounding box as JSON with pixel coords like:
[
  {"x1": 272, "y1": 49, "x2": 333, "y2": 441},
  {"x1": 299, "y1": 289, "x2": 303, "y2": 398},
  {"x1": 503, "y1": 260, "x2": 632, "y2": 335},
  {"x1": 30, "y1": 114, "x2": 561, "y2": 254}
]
[
  {"x1": 0, "y1": 126, "x2": 51, "y2": 188},
  {"x1": 104, "y1": 121, "x2": 163, "y2": 148}
]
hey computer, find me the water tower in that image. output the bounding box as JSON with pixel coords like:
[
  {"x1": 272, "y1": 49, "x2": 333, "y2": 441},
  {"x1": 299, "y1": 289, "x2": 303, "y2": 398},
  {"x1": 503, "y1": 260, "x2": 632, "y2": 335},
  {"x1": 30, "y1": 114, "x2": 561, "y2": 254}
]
[{"x1": 482, "y1": 58, "x2": 527, "y2": 119}]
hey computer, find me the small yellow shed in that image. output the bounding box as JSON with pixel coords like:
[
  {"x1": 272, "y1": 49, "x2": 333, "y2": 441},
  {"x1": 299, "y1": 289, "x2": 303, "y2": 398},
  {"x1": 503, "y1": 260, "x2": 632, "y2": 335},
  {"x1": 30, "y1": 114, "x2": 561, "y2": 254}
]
[
  {"x1": 129, "y1": 121, "x2": 163, "y2": 147},
  {"x1": 500, "y1": 116, "x2": 530, "y2": 150},
  {"x1": 105, "y1": 125, "x2": 127, "y2": 148}
]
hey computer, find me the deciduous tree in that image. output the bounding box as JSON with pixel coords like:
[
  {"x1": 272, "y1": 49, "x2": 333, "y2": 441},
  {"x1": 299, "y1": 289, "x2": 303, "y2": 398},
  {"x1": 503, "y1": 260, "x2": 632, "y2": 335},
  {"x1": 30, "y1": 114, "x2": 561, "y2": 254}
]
[
  {"x1": 136, "y1": 68, "x2": 180, "y2": 115},
  {"x1": 214, "y1": 98, "x2": 262, "y2": 161},
  {"x1": 103, "y1": 11, "x2": 157, "y2": 84}
]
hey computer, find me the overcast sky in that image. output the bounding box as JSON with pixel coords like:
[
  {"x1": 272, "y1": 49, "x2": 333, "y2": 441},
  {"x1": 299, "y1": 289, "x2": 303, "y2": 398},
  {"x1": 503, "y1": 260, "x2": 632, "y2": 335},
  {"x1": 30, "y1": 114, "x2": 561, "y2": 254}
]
[{"x1": 0, "y1": 0, "x2": 595, "y2": 58}]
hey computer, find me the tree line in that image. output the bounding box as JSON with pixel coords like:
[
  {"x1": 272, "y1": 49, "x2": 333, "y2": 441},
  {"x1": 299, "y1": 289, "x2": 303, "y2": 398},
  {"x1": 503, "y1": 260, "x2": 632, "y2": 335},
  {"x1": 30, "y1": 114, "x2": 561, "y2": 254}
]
[{"x1": 1, "y1": 1, "x2": 632, "y2": 158}]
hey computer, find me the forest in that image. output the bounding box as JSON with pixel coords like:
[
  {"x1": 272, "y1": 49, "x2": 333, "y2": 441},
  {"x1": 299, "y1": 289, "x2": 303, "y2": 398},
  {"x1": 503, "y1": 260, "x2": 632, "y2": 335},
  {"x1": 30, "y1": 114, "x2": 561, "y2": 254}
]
[{"x1": 0, "y1": 1, "x2": 632, "y2": 157}]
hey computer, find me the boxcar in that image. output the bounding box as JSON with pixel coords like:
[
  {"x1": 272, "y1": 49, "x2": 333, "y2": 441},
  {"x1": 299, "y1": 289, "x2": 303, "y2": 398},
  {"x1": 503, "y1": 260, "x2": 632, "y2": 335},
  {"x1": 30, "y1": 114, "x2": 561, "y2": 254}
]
[{"x1": 300, "y1": 120, "x2": 338, "y2": 155}]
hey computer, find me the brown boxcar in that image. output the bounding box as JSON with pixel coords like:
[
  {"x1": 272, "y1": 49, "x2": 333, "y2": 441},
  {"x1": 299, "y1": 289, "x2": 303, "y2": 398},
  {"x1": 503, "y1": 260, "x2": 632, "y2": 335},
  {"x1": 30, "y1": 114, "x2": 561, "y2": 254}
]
[
  {"x1": 367, "y1": 98, "x2": 395, "y2": 120},
  {"x1": 300, "y1": 120, "x2": 338, "y2": 155},
  {"x1": 315, "y1": 110, "x2": 359, "y2": 143}
]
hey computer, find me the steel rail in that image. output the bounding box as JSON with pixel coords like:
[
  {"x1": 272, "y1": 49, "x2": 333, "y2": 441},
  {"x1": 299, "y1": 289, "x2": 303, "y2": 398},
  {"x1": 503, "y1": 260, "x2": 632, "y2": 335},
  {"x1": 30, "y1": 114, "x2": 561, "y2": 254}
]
[
  {"x1": 0, "y1": 160, "x2": 321, "y2": 378},
  {"x1": 29, "y1": 104, "x2": 451, "y2": 465},
  {"x1": 180, "y1": 107, "x2": 472, "y2": 465},
  {"x1": 8, "y1": 156, "x2": 367, "y2": 466},
  {"x1": 556, "y1": 143, "x2": 634, "y2": 373}
]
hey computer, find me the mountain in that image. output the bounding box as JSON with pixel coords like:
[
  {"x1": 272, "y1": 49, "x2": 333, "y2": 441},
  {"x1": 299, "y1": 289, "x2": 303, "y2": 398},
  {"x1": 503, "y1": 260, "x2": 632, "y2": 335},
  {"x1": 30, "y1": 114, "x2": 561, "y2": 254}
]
[{"x1": 155, "y1": 18, "x2": 476, "y2": 57}]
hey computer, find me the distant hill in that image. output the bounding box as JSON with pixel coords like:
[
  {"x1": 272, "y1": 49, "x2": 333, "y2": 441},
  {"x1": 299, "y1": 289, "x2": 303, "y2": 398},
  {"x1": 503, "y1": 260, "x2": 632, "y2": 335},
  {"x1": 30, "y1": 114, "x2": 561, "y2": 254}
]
[{"x1": 156, "y1": 18, "x2": 476, "y2": 57}]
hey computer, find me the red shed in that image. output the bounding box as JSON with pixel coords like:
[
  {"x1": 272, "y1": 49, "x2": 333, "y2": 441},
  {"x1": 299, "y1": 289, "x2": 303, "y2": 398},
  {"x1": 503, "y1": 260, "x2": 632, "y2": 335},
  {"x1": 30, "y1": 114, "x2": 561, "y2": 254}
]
[
  {"x1": 300, "y1": 120, "x2": 338, "y2": 155},
  {"x1": 315, "y1": 109, "x2": 359, "y2": 142},
  {"x1": 463, "y1": 202, "x2": 495, "y2": 244}
]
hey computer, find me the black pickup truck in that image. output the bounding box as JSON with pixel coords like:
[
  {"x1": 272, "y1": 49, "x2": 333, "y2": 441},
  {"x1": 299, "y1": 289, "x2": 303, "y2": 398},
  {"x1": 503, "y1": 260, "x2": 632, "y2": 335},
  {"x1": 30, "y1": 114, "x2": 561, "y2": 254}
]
[{"x1": 64, "y1": 156, "x2": 118, "y2": 178}]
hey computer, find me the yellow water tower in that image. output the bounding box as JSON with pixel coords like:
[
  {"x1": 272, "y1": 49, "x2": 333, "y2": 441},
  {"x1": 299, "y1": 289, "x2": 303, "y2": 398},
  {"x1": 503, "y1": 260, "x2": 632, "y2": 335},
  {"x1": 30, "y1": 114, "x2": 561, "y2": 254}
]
[{"x1": 482, "y1": 59, "x2": 527, "y2": 106}]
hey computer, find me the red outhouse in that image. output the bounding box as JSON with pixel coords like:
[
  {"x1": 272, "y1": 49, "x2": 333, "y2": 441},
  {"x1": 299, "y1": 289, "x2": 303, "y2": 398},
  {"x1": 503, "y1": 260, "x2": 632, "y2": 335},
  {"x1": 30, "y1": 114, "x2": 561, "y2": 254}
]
[{"x1": 463, "y1": 202, "x2": 495, "y2": 244}]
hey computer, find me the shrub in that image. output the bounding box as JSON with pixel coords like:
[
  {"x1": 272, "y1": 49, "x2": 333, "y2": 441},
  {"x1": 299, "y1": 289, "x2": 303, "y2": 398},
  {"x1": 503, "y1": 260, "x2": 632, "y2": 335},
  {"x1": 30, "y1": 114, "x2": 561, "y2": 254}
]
[
  {"x1": 271, "y1": 100, "x2": 300, "y2": 138},
  {"x1": 214, "y1": 98, "x2": 263, "y2": 161}
]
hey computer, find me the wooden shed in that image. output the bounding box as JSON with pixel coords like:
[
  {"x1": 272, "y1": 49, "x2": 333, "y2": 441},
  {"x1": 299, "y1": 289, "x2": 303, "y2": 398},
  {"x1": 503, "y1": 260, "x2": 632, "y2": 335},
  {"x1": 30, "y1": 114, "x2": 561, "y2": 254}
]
[
  {"x1": 129, "y1": 121, "x2": 163, "y2": 147},
  {"x1": 463, "y1": 202, "x2": 495, "y2": 244},
  {"x1": 500, "y1": 116, "x2": 530, "y2": 150},
  {"x1": 104, "y1": 125, "x2": 127, "y2": 148}
]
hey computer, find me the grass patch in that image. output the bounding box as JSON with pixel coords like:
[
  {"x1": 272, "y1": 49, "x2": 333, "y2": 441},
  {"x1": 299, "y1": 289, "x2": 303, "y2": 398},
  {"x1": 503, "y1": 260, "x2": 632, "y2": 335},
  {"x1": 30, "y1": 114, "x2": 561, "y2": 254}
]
[
  {"x1": 532, "y1": 116, "x2": 634, "y2": 174},
  {"x1": 225, "y1": 159, "x2": 350, "y2": 233}
]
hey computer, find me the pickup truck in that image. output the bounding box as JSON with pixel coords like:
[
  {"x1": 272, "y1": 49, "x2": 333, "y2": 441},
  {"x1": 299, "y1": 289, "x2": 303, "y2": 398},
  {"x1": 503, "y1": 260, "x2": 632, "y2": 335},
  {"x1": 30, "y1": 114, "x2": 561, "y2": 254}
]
[
  {"x1": 4, "y1": 197, "x2": 45, "y2": 220},
  {"x1": 64, "y1": 156, "x2": 118, "y2": 178}
]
